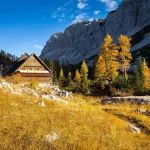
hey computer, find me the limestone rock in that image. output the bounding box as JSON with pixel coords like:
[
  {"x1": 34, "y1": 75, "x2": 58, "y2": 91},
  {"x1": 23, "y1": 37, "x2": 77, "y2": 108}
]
[
  {"x1": 129, "y1": 125, "x2": 140, "y2": 134},
  {"x1": 40, "y1": 0, "x2": 150, "y2": 65},
  {"x1": 46, "y1": 132, "x2": 58, "y2": 143},
  {"x1": 38, "y1": 100, "x2": 45, "y2": 107},
  {"x1": 0, "y1": 83, "x2": 2, "y2": 88}
]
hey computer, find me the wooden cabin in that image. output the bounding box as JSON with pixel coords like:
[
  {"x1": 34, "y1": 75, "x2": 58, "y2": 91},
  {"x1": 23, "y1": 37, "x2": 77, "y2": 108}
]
[{"x1": 7, "y1": 53, "x2": 52, "y2": 83}]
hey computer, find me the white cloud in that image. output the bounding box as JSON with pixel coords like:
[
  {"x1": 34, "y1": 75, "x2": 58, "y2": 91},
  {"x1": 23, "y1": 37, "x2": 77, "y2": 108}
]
[
  {"x1": 51, "y1": 0, "x2": 73, "y2": 19},
  {"x1": 34, "y1": 45, "x2": 43, "y2": 50},
  {"x1": 94, "y1": 10, "x2": 101, "y2": 15},
  {"x1": 99, "y1": 0, "x2": 118, "y2": 11},
  {"x1": 59, "y1": 19, "x2": 66, "y2": 23},
  {"x1": 72, "y1": 13, "x2": 87, "y2": 24},
  {"x1": 77, "y1": 2, "x2": 88, "y2": 9},
  {"x1": 57, "y1": 7, "x2": 63, "y2": 12},
  {"x1": 61, "y1": 13, "x2": 65, "y2": 18},
  {"x1": 78, "y1": 0, "x2": 88, "y2": 2},
  {"x1": 89, "y1": 18, "x2": 94, "y2": 21},
  {"x1": 51, "y1": 12, "x2": 57, "y2": 18}
]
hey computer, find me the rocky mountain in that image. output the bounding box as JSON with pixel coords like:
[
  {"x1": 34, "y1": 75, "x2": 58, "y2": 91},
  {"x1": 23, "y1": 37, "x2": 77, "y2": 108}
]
[{"x1": 40, "y1": 0, "x2": 150, "y2": 65}]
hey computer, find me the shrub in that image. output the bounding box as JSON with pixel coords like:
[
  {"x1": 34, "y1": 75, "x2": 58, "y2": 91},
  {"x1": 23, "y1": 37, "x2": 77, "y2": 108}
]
[
  {"x1": 5, "y1": 74, "x2": 24, "y2": 84},
  {"x1": 30, "y1": 81, "x2": 38, "y2": 89}
]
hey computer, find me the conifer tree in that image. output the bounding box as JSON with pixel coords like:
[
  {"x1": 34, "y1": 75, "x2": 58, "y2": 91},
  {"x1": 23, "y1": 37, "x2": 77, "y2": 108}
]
[
  {"x1": 80, "y1": 61, "x2": 90, "y2": 93},
  {"x1": 118, "y1": 35, "x2": 132, "y2": 80},
  {"x1": 74, "y1": 69, "x2": 81, "y2": 88},
  {"x1": 100, "y1": 34, "x2": 119, "y2": 83},
  {"x1": 67, "y1": 72, "x2": 72, "y2": 87},
  {"x1": 142, "y1": 59, "x2": 150, "y2": 89},
  {"x1": 53, "y1": 60, "x2": 60, "y2": 79},
  {"x1": 49, "y1": 61, "x2": 57, "y2": 84},
  {"x1": 58, "y1": 68, "x2": 65, "y2": 88},
  {"x1": 134, "y1": 59, "x2": 145, "y2": 92},
  {"x1": 94, "y1": 55, "x2": 106, "y2": 81}
]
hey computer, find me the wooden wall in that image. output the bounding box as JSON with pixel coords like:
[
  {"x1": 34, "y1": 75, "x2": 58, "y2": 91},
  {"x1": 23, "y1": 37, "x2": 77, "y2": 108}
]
[
  {"x1": 20, "y1": 55, "x2": 45, "y2": 71},
  {"x1": 13, "y1": 55, "x2": 52, "y2": 83}
]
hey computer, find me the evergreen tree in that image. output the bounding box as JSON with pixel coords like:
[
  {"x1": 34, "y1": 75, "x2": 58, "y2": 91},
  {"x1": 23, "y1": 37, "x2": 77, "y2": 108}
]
[
  {"x1": 58, "y1": 68, "x2": 65, "y2": 88},
  {"x1": 44, "y1": 59, "x2": 48, "y2": 67},
  {"x1": 134, "y1": 59, "x2": 145, "y2": 93},
  {"x1": 53, "y1": 60, "x2": 60, "y2": 79},
  {"x1": 74, "y1": 69, "x2": 81, "y2": 88},
  {"x1": 67, "y1": 72, "x2": 72, "y2": 87},
  {"x1": 80, "y1": 61, "x2": 90, "y2": 94},
  {"x1": 49, "y1": 61, "x2": 58, "y2": 84},
  {"x1": 142, "y1": 59, "x2": 150, "y2": 89},
  {"x1": 100, "y1": 34, "x2": 119, "y2": 83},
  {"x1": 118, "y1": 35, "x2": 132, "y2": 80}
]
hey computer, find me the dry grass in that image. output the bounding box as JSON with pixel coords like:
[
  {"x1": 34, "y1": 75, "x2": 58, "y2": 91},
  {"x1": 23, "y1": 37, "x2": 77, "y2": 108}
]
[
  {"x1": 102, "y1": 103, "x2": 150, "y2": 134},
  {"x1": 0, "y1": 91, "x2": 150, "y2": 150}
]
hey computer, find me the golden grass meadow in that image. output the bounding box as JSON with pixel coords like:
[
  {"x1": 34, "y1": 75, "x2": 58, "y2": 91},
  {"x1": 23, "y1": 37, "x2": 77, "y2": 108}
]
[{"x1": 0, "y1": 86, "x2": 150, "y2": 150}]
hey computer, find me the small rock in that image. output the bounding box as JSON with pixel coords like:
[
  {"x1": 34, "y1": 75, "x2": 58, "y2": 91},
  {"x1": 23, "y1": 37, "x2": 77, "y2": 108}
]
[
  {"x1": 7, "y1": 84, "x2": 13, "y2": 91},
  {"x1": 46, "y1": 132, "x2": 58, "y2": 143},
  {"x1": 145, "y1": 110, "x2": 150, "y2": 116},
  {"x1": 38, "y1": 100, "x2": 45, "y2": 107},
  {"x1": 32, "y1": 91, "x2": 39, "y2": 97},
  {"x1": 1, "y1": 80, "x2": 7, "y2": 86},
  {"x1": 129, "y1": 125, "x2": 140, "y2": 133},
  {"x1": 42, "y1": 94, "x2": 50, "y2": 99},
  {"x1": 0, "y1": 83, "x2": 2, "y2": 88},
  {"x1": 134, "y1": 108, "x2": 145, "y2": 113}
]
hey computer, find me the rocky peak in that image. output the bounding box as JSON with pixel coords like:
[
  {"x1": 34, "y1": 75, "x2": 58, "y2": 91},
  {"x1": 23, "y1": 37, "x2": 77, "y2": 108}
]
[{"x1": 40, "y1": 0, "x2": 150, "y2": 65}]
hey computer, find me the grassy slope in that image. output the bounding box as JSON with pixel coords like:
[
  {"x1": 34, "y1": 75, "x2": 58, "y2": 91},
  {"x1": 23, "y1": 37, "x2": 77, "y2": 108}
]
[{"x1": 0, "y1": 91, "x2": 150, "y2": 150}]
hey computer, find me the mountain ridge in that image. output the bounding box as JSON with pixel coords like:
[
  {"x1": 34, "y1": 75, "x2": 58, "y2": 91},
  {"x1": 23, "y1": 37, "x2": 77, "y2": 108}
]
[{"x1": 40, "y1": 0, "x2": 150, "y2": 65}]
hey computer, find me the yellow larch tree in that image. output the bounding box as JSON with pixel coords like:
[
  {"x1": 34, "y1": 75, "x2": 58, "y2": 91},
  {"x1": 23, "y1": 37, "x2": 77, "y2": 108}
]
[
  {"x1": 118, "y1": 35, "x2": 132, "y2": 80},
  {"x1": 142, "y1": 59, "x2": 150, "y2": 89},
  {"x1": 74, "y1": 69, "x2": 81, "y2": 88},
  {"x1": 100, "y1": 34, "x2": 119, "y2": 83},
  {"x1": 80, "y1": 61, "x2": 90, "y2": 93},
  {"x1": 94, "y1": 55, "x2": 106, "y2": 81}
]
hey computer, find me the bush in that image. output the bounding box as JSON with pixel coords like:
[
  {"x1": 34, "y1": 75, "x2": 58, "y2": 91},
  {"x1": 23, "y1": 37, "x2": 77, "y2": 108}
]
[
  {"x1": 5, "y1": 74, "x2": 24, "y2": 84},
  {"x1": 30, "y1": 81, "x2": 38, "y2": 89}
]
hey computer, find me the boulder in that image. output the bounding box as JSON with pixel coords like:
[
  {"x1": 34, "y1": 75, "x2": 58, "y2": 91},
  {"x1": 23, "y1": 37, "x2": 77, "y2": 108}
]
[
  {"x1": 46, "y1": 132, "x2": 58, "y2": 143},
  {"x1": 0, "y1": 83, "x2": 2, "y2": 88},
  {"x1": 1, "y1": 80, "x2": 7, "y2": 86},
  {"x1": 42, "y1": 94, "x2": 50, "y2": 99},
  {"x1": 129, "y1": 125, "x2": 140, "y2": 134}
]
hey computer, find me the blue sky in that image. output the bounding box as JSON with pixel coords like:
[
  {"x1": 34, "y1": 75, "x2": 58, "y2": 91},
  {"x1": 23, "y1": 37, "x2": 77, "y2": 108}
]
[{"x1": 0, "y1": 0, "x2": 122, "y2": 57}]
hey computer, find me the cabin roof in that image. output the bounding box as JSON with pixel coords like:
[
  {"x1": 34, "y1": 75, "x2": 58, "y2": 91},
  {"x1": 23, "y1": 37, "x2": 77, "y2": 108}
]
[
  {"x1": 16, "y1": 53, "x2": 29, "y2": 62},
  {"x1": 7, "y1": 53, "x2": 51, "y2": 75}
]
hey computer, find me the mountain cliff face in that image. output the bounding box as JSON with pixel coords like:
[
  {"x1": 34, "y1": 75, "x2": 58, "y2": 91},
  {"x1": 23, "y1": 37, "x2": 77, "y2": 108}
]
[{"x1": 40, "y1": 0, "x2": 150, "y2": 65}]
